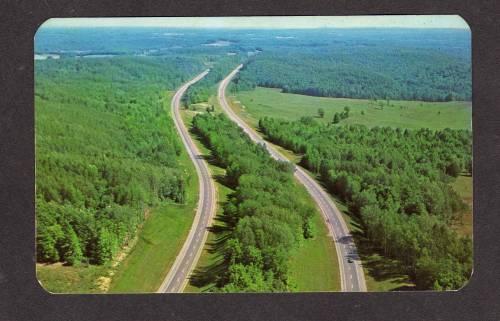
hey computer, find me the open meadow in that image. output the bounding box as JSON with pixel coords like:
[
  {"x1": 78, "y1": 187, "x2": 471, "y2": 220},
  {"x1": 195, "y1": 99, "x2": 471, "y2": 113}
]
[{"x1": 234, "y1": 87, "x2": 471, "y2": 130}]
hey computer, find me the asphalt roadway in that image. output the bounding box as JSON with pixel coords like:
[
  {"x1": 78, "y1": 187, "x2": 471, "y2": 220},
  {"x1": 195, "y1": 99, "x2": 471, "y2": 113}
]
[
  {"x1": 217, "y1": 65, "x2": 367, "y2": 292},
  {"x1": 158, "y1": 70, "x2": 217, "y2": 293}
]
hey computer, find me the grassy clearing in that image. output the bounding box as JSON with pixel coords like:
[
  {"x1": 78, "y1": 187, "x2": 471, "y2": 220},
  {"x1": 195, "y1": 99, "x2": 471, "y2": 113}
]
[
  {"x1": 360, "y1": 253, "x2": 415, "y2": 292},
  {"x1": 108, "y1": 200, "x2": 197, "y2": 292},
  {"x1": 288, "y1": 182, "x2": 341, "y2": 291},
  {"x1": 36, "y1": 263, "x2": 109, "y2": 294},
  {"x1": 234, "y1": 87, "x2": 472, "y2": 130},
  {"x1": 182, "y1": 102, "x2": 340, "y2": 292}
]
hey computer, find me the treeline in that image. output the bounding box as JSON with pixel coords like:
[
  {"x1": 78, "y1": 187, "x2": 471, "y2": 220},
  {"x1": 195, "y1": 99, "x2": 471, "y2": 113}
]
[
  {"x1": 192, "y1": 114, "x2": 315, "y2": 292},
  {"x1": 234, "y1": 49, "x2": 471, "y2": 102},
  {"x1": 35, "y1": 57, "x2": 201, "y2": 265},
  {"x1": 259, "y1": 117, "x2": 472, "y2": 290}
]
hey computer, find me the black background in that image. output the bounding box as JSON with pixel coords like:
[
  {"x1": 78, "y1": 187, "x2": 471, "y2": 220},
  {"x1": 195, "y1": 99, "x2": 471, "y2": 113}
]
[{"x1": 1, "y1": 1, "x2": 499, "y2": 320}]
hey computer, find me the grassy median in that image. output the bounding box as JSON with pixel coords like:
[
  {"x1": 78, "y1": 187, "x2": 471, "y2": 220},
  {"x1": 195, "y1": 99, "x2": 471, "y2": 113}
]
[{"x1": 182, "y1": 99, "x2": 341, "y2": 292}]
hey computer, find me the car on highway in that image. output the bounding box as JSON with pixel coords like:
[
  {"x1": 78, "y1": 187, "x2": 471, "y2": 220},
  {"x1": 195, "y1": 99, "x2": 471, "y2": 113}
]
[{"x1": 347, "y1": 257, "x2": 354, "y2": 263}]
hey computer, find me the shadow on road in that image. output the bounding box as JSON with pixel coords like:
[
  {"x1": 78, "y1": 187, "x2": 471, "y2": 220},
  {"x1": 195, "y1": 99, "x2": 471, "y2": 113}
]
[
  {"x1": 337, "y1": 235, "x2": 354, "y2": 244},
  {"x1": 344, "y1": 207, "x2": 415, "y2": 291},
  {"x1": 188, "y1": 197, "x2": 237, "y2": 290},
  {"x1": 188, "y1": 214, "x2": 232, "y2": 290},
  {"x1": 189, "y1": 255, "x2": 227, "y2": 290},
  {"x1": 183, "y1": 123, "x2": 235, "y2": 291}
]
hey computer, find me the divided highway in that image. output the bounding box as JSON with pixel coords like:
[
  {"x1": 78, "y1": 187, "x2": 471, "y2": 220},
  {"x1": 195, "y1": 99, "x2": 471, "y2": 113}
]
[
  {"x1": 218, "y1": 65, "x2": 367, "y2": 292},
  {"x1": 158, "y1": 70, "x2": 216, "y2": 293}
]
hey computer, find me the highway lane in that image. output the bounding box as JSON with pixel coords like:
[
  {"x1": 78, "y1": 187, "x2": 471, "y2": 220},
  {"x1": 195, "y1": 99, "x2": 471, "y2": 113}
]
[
  {"x1": 158, "y1": 70, "x2": 217, "y2": 293},
  {"x1": 218, "y1": 65, "x2": 367, "y2": 292}
]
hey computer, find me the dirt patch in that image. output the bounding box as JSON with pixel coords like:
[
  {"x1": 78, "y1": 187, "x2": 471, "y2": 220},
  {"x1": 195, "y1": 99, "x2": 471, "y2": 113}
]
[
  {"x1": 97, "y1": 276, "x2": 111, "y2": 292},
  {"x1": 99, "y1": 207, "x2": 151, "y2": 290},
  {"x1": 111, "y1": 236, "x2": 138, "y2": 268}
]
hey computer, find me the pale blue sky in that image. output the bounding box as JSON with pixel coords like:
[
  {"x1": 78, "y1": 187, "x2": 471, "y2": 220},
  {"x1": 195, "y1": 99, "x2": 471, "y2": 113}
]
[{"x1": 41, "y1": 16, "x2": 469, "y2": 30}]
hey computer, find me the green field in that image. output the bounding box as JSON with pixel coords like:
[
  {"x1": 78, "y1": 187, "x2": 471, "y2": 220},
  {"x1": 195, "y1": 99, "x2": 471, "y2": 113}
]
[
  {"x1": 287, "y1": 182, "x2": 341, "y2": 291},
  {"x1": 108, "y1": 201, "x2": 197, "y2": 292},
  {"x1": 234, "y1": 87, "x2": 472, "y2": 130},
  {"x1": 181, "y1": 104, "x2": 340, "y2": 292},
  {"x1": 37, "y1": 263, "x2": 109, "y2": 294}
]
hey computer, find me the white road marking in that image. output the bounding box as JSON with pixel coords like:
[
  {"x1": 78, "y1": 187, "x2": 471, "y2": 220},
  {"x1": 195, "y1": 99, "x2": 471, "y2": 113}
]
[
  {"x1": 218, "y1": 65, "x2": 367, "y2": 293},
  {"x1": 158, "y1": 70, "x2": 216, "y2": 293}
]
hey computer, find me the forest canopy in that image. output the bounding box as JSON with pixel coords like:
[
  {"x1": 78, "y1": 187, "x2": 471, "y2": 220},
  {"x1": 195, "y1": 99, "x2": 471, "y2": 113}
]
[
  {"x1": 192, "y1": 113, "x2": 316, "y2": 292},
  {"x1": 35, "y1": 57, "x2": 203, "y2": 265},
  {"x1": 259, "y1": 117, "x2": 472, "y2": 290},
  {"x1": 234, "y1": 47, "x2": 471, "y2": 102}
]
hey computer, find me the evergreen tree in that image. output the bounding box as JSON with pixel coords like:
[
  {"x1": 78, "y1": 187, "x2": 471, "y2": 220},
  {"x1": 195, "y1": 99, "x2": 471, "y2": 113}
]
[
  {"x1": 332, "y1": 113, "x2": 340, "y2": 124},
  {"x1": 64, "y1": 227, "x2": 84, "y2": 265}
]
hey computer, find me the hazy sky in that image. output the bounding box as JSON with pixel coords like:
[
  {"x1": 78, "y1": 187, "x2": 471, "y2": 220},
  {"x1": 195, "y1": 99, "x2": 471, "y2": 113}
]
[{"x1": 41, "y1": 16, "x2": 469, "y2": 30}]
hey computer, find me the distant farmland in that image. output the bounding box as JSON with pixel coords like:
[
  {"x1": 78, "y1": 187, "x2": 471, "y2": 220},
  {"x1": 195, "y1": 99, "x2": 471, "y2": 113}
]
[{"x1": 233, "y1": 87, "x2": 471, "y2": 130}]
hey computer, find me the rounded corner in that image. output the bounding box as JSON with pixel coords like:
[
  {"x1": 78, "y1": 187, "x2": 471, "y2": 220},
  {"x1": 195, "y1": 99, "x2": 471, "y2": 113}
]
[
  {"x1": 34, "y1": 18, "x2": 55, "y2": 42},
  {"x1": 452, "y1": 266, "x2": 475, "y2": 293},
  {"x1": 34, "y1": 267, "x2": 58, "y2": 295},
  {"x1": 454, "y1": 14, "x2": 472, "y2": 34}
]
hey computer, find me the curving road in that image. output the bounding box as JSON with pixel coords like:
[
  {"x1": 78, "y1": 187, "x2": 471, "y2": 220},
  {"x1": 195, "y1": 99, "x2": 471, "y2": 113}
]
[
  {"x1": 158, "y1": 70, "x2": 217, "y2": 293},
  {"x1": 218, "y1": 65, "x2": 367, "y2": 292}
]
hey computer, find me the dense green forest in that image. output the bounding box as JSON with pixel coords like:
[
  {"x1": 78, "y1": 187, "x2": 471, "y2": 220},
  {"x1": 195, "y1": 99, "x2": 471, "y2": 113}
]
[
  {"x1": 192, "y1": 113, "x2": 316, "y2": 292},
  {"x1": 233, "y1": 48, "x2": 471, "y2": 102},
  {"x1": 36, "y1": 27, "x2": 471, "y2": 103},
  {"x1": 259, "y1": 117, "x2": 472, "y2": 290},
  {"x1": 35, "y1": 57, "x2": 202, "y2": 265},
  {"x1": 35, "y1": 25, "x2": 472, "y2": 292}
]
